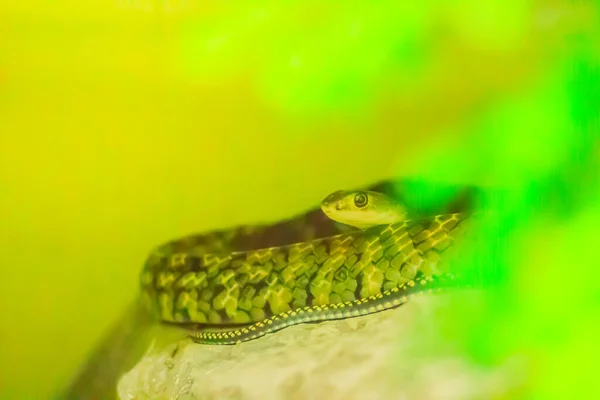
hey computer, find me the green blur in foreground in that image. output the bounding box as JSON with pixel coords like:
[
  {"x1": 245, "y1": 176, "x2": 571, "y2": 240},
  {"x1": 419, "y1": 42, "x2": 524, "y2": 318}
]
[
  {"x1": 414, "y1": 54, "x2": 598, "y2": 395},
  {"x1": 400, "y1": 58, "x2": 600, "y2": 398}
]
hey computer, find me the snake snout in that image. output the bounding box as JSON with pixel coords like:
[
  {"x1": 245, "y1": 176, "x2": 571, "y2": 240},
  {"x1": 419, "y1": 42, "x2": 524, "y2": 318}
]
[{"x1": 322, "y1": 190, "x2": 346, "y2": 205}]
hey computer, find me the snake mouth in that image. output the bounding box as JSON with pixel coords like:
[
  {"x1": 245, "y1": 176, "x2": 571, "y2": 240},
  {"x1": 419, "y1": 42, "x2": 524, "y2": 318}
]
[{"x1": 320, "y1": 203, "x2": 335, "y2": 217}]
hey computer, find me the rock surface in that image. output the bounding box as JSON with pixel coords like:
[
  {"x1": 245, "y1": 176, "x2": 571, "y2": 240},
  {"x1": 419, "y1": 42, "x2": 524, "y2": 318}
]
[{"x1": 118, "y1": 290, "x2": 521, "y2": 400}]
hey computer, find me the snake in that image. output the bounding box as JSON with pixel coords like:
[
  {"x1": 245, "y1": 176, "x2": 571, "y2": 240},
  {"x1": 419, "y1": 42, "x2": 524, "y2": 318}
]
[
  {"x1": 140, "y1": 188, "x2": 472, "y2": 345},
  {"x1": 61, "y1": 183, "x2": 475, "y2": 399}
]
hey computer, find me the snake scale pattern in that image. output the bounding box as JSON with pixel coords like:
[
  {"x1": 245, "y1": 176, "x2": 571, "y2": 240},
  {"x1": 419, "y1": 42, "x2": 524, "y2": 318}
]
[
  {"x1": 60, "y1": 183, "x2": 478, "y2": 400},
  {"x1": 141, "y1": 202, "x2": 472, "y2": 345}
]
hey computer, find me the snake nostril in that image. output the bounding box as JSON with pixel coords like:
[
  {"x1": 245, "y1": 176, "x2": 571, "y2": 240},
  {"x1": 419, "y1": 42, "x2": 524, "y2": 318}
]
[{"x1": 335, "y1": 202, "x2": 342, "y2": 210}]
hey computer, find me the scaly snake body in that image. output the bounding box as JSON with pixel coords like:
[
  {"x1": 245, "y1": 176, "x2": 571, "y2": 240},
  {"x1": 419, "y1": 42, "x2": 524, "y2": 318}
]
[
  {"x1": 61, "y1": 183, "x2": 478, "y2": 399},
  {"x1": 141, "y1": 189, "x2": 472, "y2": 345}
]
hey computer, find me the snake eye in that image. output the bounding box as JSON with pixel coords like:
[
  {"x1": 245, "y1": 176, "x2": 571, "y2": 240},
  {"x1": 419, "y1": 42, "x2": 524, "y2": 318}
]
[{"x1": 353, "y1": 192, "x2": 368, "y2": 208}]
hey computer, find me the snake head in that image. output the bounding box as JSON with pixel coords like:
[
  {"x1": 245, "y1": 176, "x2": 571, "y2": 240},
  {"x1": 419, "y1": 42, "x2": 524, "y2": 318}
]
[{"x1": 320, "y1": 190, "x2": 408, "y2": 229}]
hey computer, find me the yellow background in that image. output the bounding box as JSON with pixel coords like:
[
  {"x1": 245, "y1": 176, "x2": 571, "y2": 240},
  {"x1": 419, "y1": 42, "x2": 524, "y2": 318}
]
[{"x1": 0, "y1": 1, "x2": 594, "y2": 397}]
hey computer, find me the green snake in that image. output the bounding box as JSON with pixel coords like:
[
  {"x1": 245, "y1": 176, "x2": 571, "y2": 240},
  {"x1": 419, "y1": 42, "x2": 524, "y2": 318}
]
[
  {"x1": 60, "y1": 183, "x2": 475, "y2": 399},
  {"x1": 140, "y1": 189, "x2": 471, "y2": 345}
]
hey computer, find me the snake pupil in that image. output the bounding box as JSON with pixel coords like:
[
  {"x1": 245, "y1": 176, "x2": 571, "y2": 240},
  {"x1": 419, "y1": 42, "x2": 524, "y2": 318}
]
[{"x1": 354, "y1": 193, "x2": 368, "y2": 208}]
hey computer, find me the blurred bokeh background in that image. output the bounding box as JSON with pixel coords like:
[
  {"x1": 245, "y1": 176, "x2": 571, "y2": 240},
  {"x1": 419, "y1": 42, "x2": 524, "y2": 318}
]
[{"x1": 1, "y1": 0, "x2": 598, "y2": 398}]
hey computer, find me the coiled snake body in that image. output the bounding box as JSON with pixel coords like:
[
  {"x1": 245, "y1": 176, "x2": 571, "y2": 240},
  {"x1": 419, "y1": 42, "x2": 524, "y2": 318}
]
[
  {"x1": 141, "y1": 189, "x2": 472, "y2": 345},
  {"x1": 61, "y1": 184, "x2": 477, "y2": 400}
]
